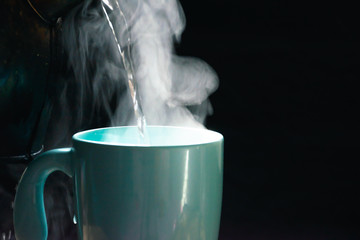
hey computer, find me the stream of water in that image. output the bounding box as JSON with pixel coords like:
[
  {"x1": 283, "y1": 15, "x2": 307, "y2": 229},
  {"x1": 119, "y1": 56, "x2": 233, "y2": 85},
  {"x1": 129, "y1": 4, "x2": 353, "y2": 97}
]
[{"x1": 101, "y1": 0, "x2": 149, "y2": 143}]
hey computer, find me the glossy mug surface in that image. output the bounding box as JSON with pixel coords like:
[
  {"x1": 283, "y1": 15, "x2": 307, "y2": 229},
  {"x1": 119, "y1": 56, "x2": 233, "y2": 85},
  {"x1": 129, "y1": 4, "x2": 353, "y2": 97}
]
[{"x1": 14, "y1": 126, "x2": 223, "y2": 240}]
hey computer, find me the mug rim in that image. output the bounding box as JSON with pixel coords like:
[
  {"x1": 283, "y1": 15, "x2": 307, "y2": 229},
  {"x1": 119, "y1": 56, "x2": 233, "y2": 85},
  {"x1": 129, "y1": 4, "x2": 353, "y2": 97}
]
[{"x1": 72, "y1": 125, "x2": 223, "y2": 148}]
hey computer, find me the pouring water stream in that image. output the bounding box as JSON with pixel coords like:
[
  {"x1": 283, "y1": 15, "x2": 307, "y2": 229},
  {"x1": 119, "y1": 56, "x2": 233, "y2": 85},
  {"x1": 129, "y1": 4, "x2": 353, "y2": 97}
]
[{"x1": 101, "y1": 0, "x2": 149, "y2": 143}]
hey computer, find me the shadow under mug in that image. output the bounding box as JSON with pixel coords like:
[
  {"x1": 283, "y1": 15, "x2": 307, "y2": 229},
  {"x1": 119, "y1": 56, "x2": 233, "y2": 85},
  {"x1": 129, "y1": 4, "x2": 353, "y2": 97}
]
[{"x1": 14, "y1": 126, "x2": 223, "y2": 240}]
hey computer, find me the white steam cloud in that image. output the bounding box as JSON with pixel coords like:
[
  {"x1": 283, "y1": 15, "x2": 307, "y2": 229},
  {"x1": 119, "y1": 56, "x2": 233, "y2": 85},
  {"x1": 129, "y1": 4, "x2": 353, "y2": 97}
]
[{"x1": 61, "y1": 0, "x2": 218, "y2": 131}]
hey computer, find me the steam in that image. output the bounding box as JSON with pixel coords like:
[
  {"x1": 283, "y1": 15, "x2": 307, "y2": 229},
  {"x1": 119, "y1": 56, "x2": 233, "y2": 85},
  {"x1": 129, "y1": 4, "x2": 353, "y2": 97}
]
[{"x1": 59, "y1": 0, "x2": 218, "y2": 131}]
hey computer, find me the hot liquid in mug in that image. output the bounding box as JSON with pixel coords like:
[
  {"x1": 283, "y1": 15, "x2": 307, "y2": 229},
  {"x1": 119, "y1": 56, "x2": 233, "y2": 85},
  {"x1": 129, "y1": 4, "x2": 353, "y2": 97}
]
[{"x1": 14, "y1": 126, "x2": 223, "y2": 240}]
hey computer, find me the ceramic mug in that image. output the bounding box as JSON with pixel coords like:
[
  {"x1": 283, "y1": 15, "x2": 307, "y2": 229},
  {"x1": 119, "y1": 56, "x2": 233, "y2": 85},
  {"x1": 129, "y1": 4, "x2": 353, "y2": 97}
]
[{"x1": 14, "y1": 126, "x2": 223, "y2": 240}]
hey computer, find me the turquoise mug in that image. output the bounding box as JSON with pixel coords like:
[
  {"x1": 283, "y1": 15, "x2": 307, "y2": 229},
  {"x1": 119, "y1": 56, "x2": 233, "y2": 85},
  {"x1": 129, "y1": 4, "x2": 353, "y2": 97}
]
[{"x1": 14, "y1": 126, "x2": 223, "y2": 240}]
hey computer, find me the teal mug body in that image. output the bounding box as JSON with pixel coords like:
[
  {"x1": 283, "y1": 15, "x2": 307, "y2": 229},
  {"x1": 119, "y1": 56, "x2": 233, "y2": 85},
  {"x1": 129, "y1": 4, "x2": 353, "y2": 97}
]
[{"x1": 14, "y1": 126, "x2": 223, "y2": 240}]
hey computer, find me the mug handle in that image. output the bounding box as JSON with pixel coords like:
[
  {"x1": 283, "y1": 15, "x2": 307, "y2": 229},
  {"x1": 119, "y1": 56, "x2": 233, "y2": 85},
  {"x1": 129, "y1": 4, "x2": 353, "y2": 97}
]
[{"x1": 13, "y1": 148, "x2": 74, "y2": 240}]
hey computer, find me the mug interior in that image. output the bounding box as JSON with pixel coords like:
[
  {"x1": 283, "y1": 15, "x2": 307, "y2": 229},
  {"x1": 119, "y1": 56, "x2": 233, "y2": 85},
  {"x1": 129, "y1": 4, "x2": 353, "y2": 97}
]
[{"x1": 73, "y1": 126, "x2": 223, "y2": 147}]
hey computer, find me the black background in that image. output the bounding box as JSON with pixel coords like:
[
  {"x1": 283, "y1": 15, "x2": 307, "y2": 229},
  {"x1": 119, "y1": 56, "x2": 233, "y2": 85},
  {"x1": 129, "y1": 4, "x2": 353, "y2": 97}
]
[{"x1": 178, "y1": 1, "x2": 359, "y2": 239}]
